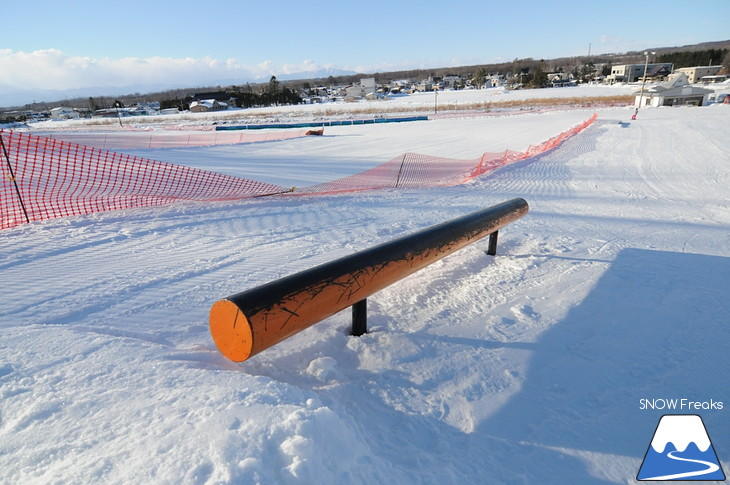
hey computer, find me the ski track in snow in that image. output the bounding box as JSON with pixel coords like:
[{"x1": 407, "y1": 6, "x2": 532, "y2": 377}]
[{"x1": 1, "y1": 103, "x2": 729, "y2": 484}]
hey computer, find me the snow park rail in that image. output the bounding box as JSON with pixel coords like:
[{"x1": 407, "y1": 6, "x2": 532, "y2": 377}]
[
  {"x1": 209, "y1": 198, "x2": 529, "y2": 362},
  {"x1": 0, "y1": 113, "x2": 595, "y2": 230}
]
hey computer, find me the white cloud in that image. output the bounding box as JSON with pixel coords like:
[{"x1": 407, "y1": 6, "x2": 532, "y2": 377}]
[
  {"x1": 0, "y1": 49, "x2": 351, "y2": 93},
  {"x1": 0, "y1": 49, "x2": 345, "y2": 106},
  {"x1": 0, "y1": 49, "x2": 421, "y2": 106},
  {"x1": 0, "y1": 49, "x2": 470, "y2": 95}
]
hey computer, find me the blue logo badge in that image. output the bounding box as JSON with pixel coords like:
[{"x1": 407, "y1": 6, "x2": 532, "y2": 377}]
[{"x1": 638, "y1": 415, "x2": 725, "y2": 481}]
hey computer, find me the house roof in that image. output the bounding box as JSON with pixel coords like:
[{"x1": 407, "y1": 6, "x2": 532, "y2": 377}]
[
  {"x1": 651, "y1": 85, "x2": 713, "y2": 96},
  {"x1": 190, "y1": 99, "x2": 228, "y2": 109},
  {"x1": 677, "y1": 65, "x2": 722, "y2": 72},
  {"x1": 636, "y1": 73, "x2": 713, "y2": 96}
]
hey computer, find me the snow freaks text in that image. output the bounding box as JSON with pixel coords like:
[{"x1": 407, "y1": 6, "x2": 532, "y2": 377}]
[{"x1": 639, "y1": 399, "x2": 724, "y2": 411}]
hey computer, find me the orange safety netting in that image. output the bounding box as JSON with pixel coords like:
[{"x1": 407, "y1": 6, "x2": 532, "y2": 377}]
[
  {"x1": 1, "y1": 113, "x2": 596, "y2": 230},
  {"x1": 0, "y1": 131, "x2": 289, "y2": 230},
  {"x1": 297, "y1": 113, "x2": 597, "y2": 194}
]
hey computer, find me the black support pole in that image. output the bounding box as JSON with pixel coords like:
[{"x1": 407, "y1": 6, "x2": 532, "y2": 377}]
[
  {"x1": 487, "y1": 230, "x2": 499, "y2": 256},
  {"x1": 352, "y1": 299, "x2": 367, "y2": 336},
  {"x1": 0, "y1": 133, "x2": 30, "y2": 224},
  {"x1": 394, "y1": 153, "x2": 407, "y2": 188}
]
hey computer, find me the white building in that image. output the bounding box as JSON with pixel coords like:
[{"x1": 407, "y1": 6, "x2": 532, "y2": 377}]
[
  {"x1": 360, "y1": 77, "x2": 376, "y2": 92},
  {"x1": 546, "y1": 72, "x2": 575, "y2": 87},
  {"x1": 634, "y1": 73, "x2": 713, "y2": 108},
  {"x1": 607, "y1": 63, "x2": 673, "y2": 83},
  {"x1": 676, "y1": 66, "x2": 723, "y2": 84},
  {"x1": 189, "y1": 99, "x2": 228, "y2": 112},
  {"x1": 50, "y1": 107, "x2": 79, "y2": 120},
  {"x1": 442, "y1": 75, "x2": 463, "y2": 89},
  {"x1": 487, "y1": 74, "x2": 505, "y2": 87},
  {"x1": 345, "y1": 78, "x2": 378, "y2": 100}
]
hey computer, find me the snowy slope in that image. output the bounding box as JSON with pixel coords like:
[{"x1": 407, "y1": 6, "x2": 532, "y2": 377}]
[{"x1": 1, "y1": 99, "x2": 729, "y2": 484}]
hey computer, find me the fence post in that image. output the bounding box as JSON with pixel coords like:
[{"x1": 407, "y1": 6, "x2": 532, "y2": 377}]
[
  {"x1": 0, "y1": 133, "x2": 30, "y2": 224},
  {"x1": 394, "y1": 153, "x2": 408, "y2": 188}
]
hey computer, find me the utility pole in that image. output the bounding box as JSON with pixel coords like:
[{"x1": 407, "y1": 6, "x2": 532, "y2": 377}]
[
  {"x1": 633, "y1": 51, "x2": 655, "y2": 120},
  {"x1": 114, "y1": 100, "x2": 124, "y2": 127}
]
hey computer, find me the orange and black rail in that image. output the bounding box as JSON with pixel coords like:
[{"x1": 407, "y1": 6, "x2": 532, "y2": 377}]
[{"x1": 210, "y1": 198, "x2": 529, "y2": 362}]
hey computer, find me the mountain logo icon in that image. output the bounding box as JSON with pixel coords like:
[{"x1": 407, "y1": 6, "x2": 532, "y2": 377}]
[{"x1": 637, "y1": 414, "x2": 725, "y2": 481}]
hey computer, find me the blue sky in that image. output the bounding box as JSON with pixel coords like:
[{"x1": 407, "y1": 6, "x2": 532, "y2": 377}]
[{"x1": 1, "y1": 0, "x2": 727, "y2": 105}]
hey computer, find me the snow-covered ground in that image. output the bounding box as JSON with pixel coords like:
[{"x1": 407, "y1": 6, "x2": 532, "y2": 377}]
[{"x1": 1, "y1": 89, "x2": 729, "y2": 484}]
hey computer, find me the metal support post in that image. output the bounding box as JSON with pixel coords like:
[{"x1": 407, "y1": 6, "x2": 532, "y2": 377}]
[
  {"x1": 352, "y1": 299, "x2": 367, "y2": 336},
  {"x1": 487, "y1": 230, "x2": 499, "y2": 256},
  {"x1": 1, "y1": 134, "x2": 30, "y2": 223}
]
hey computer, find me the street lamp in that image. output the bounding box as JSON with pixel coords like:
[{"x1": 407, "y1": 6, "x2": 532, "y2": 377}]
[
  {"x1": 114, "y1": 99, "x2": 124, "y2": 127},
  {"x1": 633, "y1": 51, "x2": 656, "y2": 119}
]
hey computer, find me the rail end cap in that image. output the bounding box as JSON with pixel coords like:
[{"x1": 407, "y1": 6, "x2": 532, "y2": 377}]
[{"x1": 209, "y1": 299, "x2": 254, "y2": 362}]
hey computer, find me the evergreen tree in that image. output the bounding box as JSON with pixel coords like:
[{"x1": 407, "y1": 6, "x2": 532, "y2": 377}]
[
  {"x1": 472, "y1": 68, "x2": 487, "y2": 89},
  {"x1": 266, "y1": 76, "x2": 281, "y2": 106},
  {"x1": 657, "y1": 48, "x2": 728, "y2": 69},
  {"x1": 268, "y1": 76, "x2": 280, "y2": 96},
  {"x1": 528, "y1": 61, "x2": 548, "y2": 88},
  {"x1": 579, "y1": 62, "x2": 595, "y2": 83}
]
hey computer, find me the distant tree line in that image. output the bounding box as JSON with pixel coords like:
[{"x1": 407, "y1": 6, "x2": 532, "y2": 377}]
[
  {"x1": 657, "y1": 49, "x2": 729, "y2": 69},
  {"x1": 229, "y1": 76, "x2": 302, "y2": 108},
  {"x1": 158, "y1": 76, "x2": 302, "y2": 110}
]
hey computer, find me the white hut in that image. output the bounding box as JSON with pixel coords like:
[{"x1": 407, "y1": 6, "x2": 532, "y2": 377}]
[{"x1": 635, "y1": 73, "x2": 713, "y2": 108}]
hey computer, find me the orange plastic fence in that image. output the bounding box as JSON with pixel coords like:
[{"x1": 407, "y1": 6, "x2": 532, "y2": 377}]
[
  {"x1": 0, "y1": 131, "x2": 289, "y2": 229},
  {"x1": 0, "y1": 114, "x2": 596, "y2": 230},
  {"x1": 297, "y1": 113, "x2": 597, "y2": 194}
]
